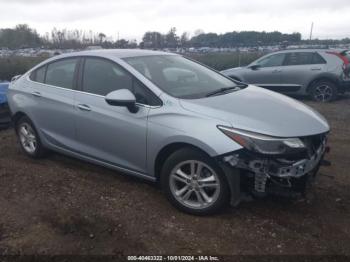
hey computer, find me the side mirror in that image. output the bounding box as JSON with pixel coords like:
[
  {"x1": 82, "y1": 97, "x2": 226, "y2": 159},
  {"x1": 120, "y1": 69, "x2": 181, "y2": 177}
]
[
  {"x1": 105, "y1": 89, "x2": 138, "y2": 113},
  {"x1": 249, "y1": 64, "x2": 261, "y2": 70}
]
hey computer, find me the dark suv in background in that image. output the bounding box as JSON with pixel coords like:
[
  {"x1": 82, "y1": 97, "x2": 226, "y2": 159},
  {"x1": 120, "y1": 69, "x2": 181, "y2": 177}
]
[{"x1": 221, "y1": 49, "x2": 350, "y2": 102}]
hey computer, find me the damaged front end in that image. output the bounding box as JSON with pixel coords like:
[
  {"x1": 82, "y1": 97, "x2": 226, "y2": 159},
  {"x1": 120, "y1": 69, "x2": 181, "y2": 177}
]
[{"x1": 217, "y1": 126, "x2": 329, "y2": 204}]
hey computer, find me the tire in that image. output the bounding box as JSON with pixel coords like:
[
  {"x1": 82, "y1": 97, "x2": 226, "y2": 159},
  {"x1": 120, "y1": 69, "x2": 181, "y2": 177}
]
[
  {"x1": 310, "y1": 80, "x2": 338, "y2": 102},
  {"x1": 160, "y1": 148, "x2": 229, "y2": 215},
  {"x1": 16, "y1": 116, "x2": 47, "y2": 158}
]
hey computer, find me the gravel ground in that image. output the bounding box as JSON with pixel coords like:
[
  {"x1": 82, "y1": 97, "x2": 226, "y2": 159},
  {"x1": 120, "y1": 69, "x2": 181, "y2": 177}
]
[{"x1": 0, "y1": 96, "x2": 349, "y2": 256}]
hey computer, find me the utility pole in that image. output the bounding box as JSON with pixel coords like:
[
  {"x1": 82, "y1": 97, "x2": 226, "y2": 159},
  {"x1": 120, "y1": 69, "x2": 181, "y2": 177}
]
[{"x1": 309, "y1": 22, "x2": 314, "y2": 40}]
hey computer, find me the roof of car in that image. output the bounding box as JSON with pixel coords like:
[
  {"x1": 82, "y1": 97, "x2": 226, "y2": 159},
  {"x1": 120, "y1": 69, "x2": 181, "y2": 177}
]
[{"x1": 57, "y1": 49, "x2": 176, "y2": 59}]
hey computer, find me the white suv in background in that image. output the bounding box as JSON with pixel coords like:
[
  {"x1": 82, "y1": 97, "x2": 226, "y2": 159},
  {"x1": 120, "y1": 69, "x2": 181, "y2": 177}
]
[{"x1": 221, "y1": 49, "x2": 350, "y2": 102}]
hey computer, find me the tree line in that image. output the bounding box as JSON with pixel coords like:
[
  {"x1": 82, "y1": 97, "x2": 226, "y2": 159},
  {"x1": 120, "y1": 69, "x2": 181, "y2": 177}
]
[{"x1": 0, "y1": 24, "x2": 350, "y2": 50}]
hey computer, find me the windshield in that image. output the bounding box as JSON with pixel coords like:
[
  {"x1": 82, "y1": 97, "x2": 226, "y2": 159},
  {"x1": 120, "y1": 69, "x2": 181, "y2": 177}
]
[{"x1": 123, "y1": 55, "x2": 239, "y2": 99}]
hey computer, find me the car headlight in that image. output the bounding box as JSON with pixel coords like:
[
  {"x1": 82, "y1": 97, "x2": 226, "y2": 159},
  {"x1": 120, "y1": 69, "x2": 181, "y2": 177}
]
[{"x1": 218, "y1": 126, "x2": 306, "y2": 155}]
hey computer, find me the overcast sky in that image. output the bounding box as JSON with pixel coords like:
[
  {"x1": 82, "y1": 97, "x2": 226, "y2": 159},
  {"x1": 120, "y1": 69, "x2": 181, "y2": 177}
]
[{"x1": 0, "y1": 0, "x2": 349, "y2": 41}]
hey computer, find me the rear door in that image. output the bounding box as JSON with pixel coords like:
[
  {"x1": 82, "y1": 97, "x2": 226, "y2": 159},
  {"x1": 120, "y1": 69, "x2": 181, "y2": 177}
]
[
  {"x1": 74, "y1": 57, "x2": 158, "y2": 174},
  {"x1": 29, "y1": 58, "x2": 80, "y2": 149},
  {"x1": 279, "y1": 52, "x2": 327, "y2": 92},
  {"x1": 243, "y1": 53, "x2": 285, "y2": 88}
]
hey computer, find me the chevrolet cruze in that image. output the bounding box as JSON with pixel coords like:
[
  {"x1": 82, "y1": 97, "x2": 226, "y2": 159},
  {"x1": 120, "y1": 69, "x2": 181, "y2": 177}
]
[{"x1": 7, "y1": 49, "x2": 330, "y2": 215}]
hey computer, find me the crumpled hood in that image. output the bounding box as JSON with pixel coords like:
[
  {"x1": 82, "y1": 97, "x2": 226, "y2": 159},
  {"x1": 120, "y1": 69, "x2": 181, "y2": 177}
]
[{"x1": 180, "y1": 85, "x2": 330, "y2": 137}]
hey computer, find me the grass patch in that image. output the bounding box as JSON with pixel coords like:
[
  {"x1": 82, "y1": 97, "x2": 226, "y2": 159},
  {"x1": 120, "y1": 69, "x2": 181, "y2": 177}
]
[
  {"x1": 186, "y1": 52, "x2": 263, "y2": 71},
  {"x1": 0, "y1": 56, "x2": 47, "y2": 81}
]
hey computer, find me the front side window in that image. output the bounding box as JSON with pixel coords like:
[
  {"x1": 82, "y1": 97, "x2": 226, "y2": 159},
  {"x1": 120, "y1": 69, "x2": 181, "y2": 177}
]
[
  {"x1": 82, "y1": 58, "x2": 160, "y2": 105},
  {"x1": 123, "y1": 55, "x2": 238, "y2": 99},
  {"x1": 83, "y1": 58, "x2": 133, "y2": 96},
  {"x1": 255, "y1": 53, "x2": 286, "y2": 68},
  {"x1": 45, "y1": 58, "x2": 78, "y2": 89}
]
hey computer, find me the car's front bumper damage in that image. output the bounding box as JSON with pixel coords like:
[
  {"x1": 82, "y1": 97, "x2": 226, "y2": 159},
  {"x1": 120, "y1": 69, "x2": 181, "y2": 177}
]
[{"x1": 219, "y1": 133, "x2": 328, "y2": 205}]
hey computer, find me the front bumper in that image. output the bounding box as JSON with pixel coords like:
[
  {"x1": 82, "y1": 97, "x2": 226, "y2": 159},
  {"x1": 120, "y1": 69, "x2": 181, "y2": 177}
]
[{"x1": 222, "y1": 136, "x2": 327, "y2": 198}]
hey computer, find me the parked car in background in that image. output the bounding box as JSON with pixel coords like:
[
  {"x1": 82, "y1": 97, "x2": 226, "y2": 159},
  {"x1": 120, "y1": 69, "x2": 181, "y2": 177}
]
[
  {"x1": 0, "y1": 82, "x2": 11, "y2": 129},
  {"x1": 221, "y1": 49, "x2": 350, "y2": 102},
  {"x1": 7, "y1": 50, "x2": 330, "y2": 215}
]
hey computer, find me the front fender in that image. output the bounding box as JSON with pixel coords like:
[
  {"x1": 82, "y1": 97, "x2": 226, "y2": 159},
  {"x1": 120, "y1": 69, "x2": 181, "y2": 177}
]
[{"x1": 146, "y1": 112, "x2": 243, "y2": 176}]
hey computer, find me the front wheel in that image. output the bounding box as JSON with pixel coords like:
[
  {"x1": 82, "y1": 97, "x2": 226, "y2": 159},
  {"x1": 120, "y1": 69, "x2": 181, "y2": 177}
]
[
  {"x1": 161, "y1": 148, "x2": 229, "y2": 215},
  {"x1": 310, "y1": 80, "x2": 338, "y2": 102}
]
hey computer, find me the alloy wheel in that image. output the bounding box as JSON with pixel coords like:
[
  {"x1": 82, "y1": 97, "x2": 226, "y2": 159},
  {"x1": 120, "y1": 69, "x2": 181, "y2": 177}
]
[
  {"x1": 18, "y1": 123, "x2": 37, "y2": 154},
  {"x1": 314, "y1": 84, "x2": 333, "y2": 102},
  {"x1": 169, "y1": 160, "x2": 221, "y2": 210}
]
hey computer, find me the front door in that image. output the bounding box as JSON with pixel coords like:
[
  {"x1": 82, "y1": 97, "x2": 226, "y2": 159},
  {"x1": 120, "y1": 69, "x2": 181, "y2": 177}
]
[
  {"x1": 74, "y1": 57, "x2": 151, "y2": 173},
  {"x1": 243, "y1": 53, "x2": 286, "y2": 89}
]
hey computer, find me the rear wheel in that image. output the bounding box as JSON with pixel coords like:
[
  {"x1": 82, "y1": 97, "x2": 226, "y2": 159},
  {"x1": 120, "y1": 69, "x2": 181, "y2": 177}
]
[
  {"x1": 310, "y1": 80, "x2": 337, "y2": 102},
  {"x1": 16, "y1": 116, "x2": 47, "y2": 158},
  {"x1": 161, "y1": 148, "x2": 229, "y2": 215}
]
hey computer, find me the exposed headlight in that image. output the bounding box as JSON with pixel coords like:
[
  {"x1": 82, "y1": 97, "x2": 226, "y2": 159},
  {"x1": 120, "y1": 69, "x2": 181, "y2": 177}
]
[{"x1": 218, "y1": 126, "x2": 305, "y2": 155}]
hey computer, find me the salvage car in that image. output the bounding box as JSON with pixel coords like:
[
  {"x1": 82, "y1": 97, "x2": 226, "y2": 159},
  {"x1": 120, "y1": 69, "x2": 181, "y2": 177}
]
[
  {"x1": 7, "y1": 50, "x2": 330, "y2": 215},
  {"x1": 221, "y1": 49, "x2": 350, "y2": 102}
]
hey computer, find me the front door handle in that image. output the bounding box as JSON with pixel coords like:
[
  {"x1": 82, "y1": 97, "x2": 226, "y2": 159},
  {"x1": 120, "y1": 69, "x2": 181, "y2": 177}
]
[
  {"x1": 31, "y1": 91, "x2": 42, "y2": 97},
  {"x1": 311, "y1": 67, "x2": 321, "y2": 71},
  {"x1": 77, "y1": 104, "x2": 91, "y2": 112},
  {"x1": 272, "y1": 69, "x2": 282, "y2": 73}
]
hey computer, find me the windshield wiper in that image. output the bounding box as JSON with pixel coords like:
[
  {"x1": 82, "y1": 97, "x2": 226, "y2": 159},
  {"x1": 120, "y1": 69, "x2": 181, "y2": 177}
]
[{"x1": 205, "y1": 86, "x2": 240, "y2": 97}]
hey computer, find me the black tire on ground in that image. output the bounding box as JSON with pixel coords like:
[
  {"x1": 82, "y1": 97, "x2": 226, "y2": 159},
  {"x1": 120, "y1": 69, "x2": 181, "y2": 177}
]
[
  {"x1": 310, "y1": 80, "x2": 338, "y2": 102},
  {"x1": 15, "y1": 116, "x2": 48, "y2": 158},
  {"x1": 160, "y1": 148, "x2": 229, "y2": 215}
]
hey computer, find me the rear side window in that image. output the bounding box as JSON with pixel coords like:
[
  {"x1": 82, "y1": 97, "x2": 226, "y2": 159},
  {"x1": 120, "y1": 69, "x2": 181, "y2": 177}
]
[
  {"x1": 45, "y1": 58, "x2": 79, "y2": 89},
  {"x1": 311, "y1": 53, "x2": 327, "y2": 64},
  {"x1": 83, "y1": 58, "x2": 133, "y2": 96},
  {"x1": 30, "y1": 66, "x2": 46, "y2": 83},
  {"x1": 284, "y1": 52, "x2": 326, "y2": 66}
]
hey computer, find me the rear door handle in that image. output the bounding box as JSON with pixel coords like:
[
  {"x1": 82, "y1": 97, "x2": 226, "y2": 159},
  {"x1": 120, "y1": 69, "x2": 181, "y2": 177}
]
[
  {"x1": 311, "y1": 67, "x2": 321, "y2": 71},
  {"x1": 77, "y1": 104, "x2": 91, "y2": 112},
  {"x1": 272, "y1": 69, "x2": 282, "y2": 73},
  {"x1": 31, "y1": 91, "x2": 42, "y2": 97}
]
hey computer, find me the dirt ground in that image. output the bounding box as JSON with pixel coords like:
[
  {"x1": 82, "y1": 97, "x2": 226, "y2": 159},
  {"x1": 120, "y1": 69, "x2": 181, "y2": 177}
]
[{"x1": 0, "y1": 96, "x2": 349, "y2": 256}]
